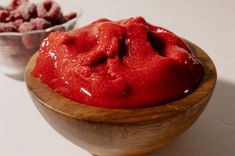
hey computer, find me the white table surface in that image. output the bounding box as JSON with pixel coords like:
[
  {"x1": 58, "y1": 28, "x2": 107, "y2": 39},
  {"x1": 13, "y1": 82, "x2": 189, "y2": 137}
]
[{"x1": 1, "y1": 0, "x2": 235, "y2": 156}]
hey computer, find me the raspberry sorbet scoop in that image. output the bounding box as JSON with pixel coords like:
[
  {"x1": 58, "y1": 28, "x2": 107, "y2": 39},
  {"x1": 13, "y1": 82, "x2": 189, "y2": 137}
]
[{"x1": 32, "y1": 17, "x2": 204, "y2": 108}]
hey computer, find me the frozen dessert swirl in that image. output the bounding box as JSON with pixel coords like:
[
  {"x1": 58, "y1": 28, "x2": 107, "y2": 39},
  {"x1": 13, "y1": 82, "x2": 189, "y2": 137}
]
[{"x1": 32, "y1": 17, "x2": 204, "y2": 108}]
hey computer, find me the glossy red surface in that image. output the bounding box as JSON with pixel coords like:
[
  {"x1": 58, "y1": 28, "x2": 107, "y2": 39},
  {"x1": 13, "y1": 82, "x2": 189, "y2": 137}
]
[{"x1": 32, "y1": 17, "x2": 204, "y2": 108}]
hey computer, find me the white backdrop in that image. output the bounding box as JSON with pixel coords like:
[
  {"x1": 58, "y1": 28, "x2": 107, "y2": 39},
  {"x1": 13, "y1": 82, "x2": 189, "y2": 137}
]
[{"x1": 0, "y1": 0, "x2": 235, "y2": 156}]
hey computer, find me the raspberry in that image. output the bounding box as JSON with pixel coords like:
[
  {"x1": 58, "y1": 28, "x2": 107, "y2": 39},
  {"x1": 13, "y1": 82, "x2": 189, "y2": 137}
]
[
  {"x1": 30, "y1": 18, "x2": 52, "y2": 30},
  {"x1": 42, "y1": 0, "x2": 53, "y2": 11},
  {"x1": 48, "y1": 4, "x2": 63, "y2": 23},
  {"x1": 19, "y1": 23, "x2": 37, "y2": 49},
  {"x1": 18, "y1": 22, "x2": 36, "y2": 32},
  {"x1": 9, "y1": 10, "x2": 22, "y2": 20},
  {"x1": 7, "y1": 0, "x2": 28, "y2": 10},
  {"x1": 18, "y1": 22, "x2": 39, "y2": 49},
  {"x1": 12, "y1": 19, "x2": 24, "y2": 28},
  {"x1": 0, "y1": 10, "x2": 10, "y2": 22},
  {"x1": 36, "y1": 1, "x2": 52, "y2": 18},
  {"x1": 65, "y1": 12, "x2": 77, "y2": 20},
  {"x1": 0, "y1": 23, "x2": 18, "y2": 32},
  {"x1": 37, "y1": 1, "x2": 63, "y2": 24},
  {"x1": 17, "y1": 2, "x2": 36, "y2": 20},
  {"x1": 21, "y1": 33, "x2": 40, "y2": 49}
]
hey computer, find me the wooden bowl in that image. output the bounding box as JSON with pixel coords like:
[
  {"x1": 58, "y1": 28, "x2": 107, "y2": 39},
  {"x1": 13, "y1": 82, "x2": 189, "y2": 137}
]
[{"x1": 25, "y1": 40, "x2": 217, "y2": 156}]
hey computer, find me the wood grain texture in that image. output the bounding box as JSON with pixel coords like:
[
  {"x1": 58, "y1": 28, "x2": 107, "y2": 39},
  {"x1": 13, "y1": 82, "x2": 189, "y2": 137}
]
[{"x1": 25, "y1": 40, "x2": 217, "y2": 156}]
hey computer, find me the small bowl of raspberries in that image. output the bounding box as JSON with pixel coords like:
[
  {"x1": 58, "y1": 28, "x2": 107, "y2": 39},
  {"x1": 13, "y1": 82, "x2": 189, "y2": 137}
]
[{"x1": 0, "y1": 0, "x2": 81, "y2": 80}]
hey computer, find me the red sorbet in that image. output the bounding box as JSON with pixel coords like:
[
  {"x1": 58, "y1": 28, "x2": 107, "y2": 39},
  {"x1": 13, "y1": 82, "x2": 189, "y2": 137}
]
[{"x1": 32, "y1": 17, "x2": 204, "y2": 108}]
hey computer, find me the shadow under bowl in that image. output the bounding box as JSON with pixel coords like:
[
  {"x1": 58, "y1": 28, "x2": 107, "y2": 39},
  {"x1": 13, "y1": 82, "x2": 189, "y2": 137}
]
[{"x1": 25, "y1": 40, "x2": 217, "y2": 156}]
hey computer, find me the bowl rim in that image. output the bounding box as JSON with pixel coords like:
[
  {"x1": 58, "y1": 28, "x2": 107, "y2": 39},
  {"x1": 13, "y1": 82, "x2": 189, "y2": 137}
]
[
  {"x1": 25, "y1": 39, "x2": 217, "y2": 124},
  {"x1": 0, "y1": 7, "x2": 82, "y2": 36}
]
